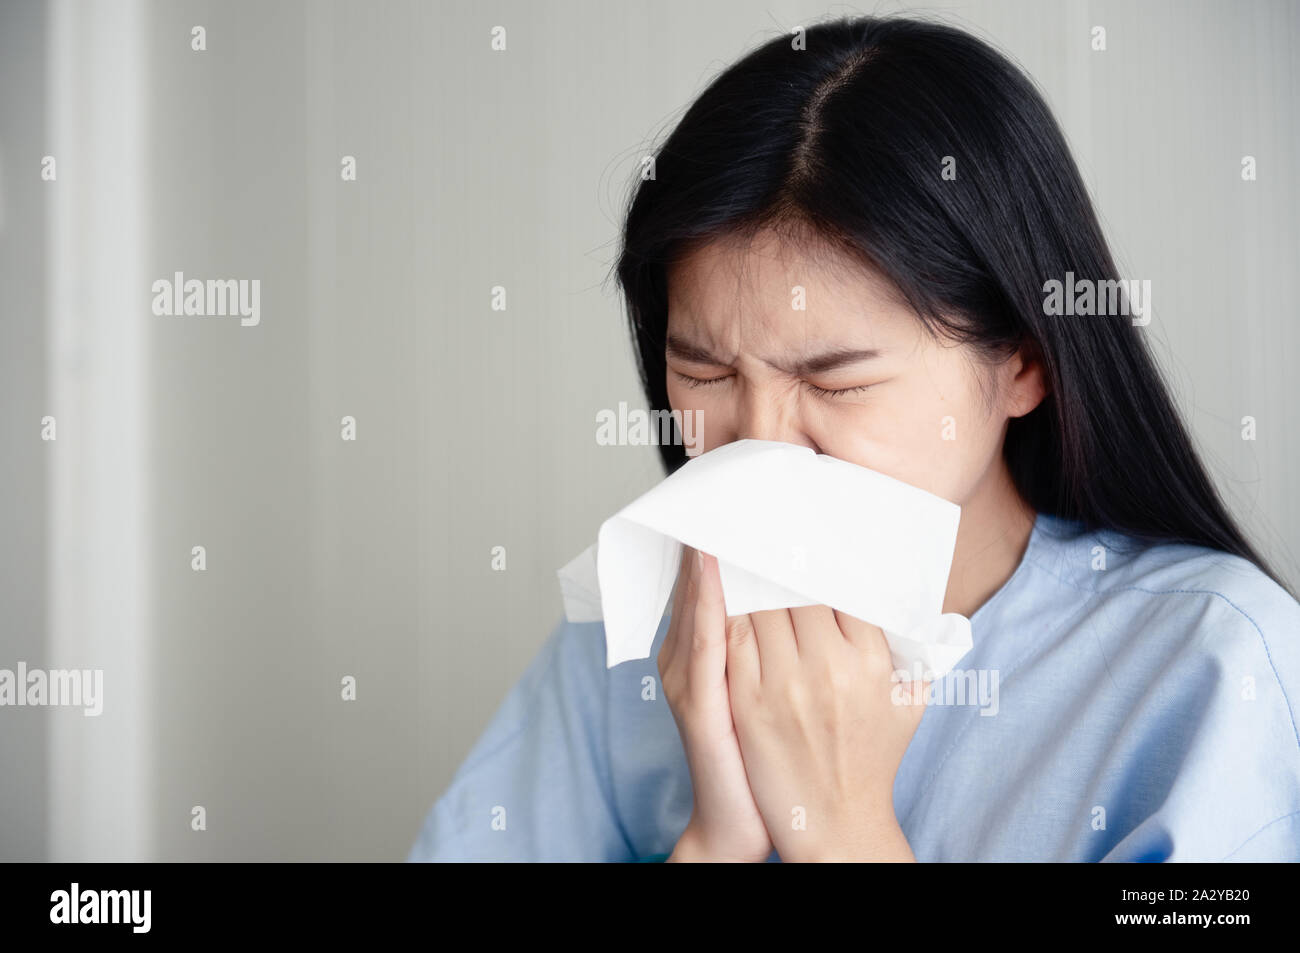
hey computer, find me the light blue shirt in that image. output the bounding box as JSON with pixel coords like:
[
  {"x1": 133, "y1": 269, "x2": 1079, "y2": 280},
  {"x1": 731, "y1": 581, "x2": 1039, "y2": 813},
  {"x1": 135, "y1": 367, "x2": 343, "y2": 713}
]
[{"x1": 408, "y1": 511, "x2": 1300, "y2": 861}]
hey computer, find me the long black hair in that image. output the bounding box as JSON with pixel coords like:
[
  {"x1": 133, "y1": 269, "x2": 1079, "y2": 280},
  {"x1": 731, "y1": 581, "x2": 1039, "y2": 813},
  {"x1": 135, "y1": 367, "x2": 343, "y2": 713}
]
[{"x1": 613, "y1": 14, "x2": 1289, "y2": 591}]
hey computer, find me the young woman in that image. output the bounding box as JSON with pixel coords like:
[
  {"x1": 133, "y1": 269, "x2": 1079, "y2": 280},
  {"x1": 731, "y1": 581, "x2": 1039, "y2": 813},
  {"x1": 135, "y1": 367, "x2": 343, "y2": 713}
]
[{"x1": 409, "y1": 15, "x2": 1300, "y2": 862}]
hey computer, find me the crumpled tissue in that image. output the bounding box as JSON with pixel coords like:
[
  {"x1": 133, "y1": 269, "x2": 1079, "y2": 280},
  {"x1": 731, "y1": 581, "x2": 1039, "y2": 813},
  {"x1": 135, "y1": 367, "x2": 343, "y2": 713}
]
[{"x1": 557, "y1": 439, "x2": 973, "y2": 677}]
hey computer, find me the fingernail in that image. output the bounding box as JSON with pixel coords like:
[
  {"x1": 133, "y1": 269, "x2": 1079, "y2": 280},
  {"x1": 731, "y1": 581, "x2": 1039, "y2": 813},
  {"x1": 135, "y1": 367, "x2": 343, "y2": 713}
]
[{"x1": 695, "y1": 549, "x2": 704, "y2": 574}]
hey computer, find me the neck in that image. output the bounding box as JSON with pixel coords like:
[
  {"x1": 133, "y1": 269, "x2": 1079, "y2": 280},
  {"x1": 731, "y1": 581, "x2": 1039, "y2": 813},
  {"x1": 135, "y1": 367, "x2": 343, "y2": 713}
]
[{"x1": 942, "y1": 461, "x2": 1037, "y2": 619}]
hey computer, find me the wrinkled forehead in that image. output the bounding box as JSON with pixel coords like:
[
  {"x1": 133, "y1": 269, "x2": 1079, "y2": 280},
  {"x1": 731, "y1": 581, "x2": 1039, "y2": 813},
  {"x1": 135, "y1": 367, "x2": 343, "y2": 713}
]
[{"x1": 665, "y1": 228, "x2": 912, "y2": 356}]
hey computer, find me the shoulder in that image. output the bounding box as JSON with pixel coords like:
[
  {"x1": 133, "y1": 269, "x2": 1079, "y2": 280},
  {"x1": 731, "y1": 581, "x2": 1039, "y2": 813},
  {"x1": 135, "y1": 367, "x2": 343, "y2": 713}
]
[
  {"x1": 513, "y1": 614, "x2": 668, "y2": 728},
  {"x1": 547, "y1": 616, "x2": 612, "y2": 679},
  {"x1": 1021, "y1": 515, "x2": 1300, "y2": 860},
  {"x1": 407, "y1": 616, "x2": 640, "y2": 862},
  {"x1": 508, "y1": 616, "x2": 613, "y2": 722},
  {"x1": 435, "y1": 616, "x2": 613, "y2": 783},
  {"x1": 1025, "y1": 511, "x2": 1300, "y2": 751},
  {"x1": 1026, "y1": 513, "x2": 1300, "y2": 669}
]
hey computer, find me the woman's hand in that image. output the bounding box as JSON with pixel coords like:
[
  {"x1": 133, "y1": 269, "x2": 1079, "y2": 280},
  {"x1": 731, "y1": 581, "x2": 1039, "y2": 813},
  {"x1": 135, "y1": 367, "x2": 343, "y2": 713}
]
[
  {"x1": 660, "y1": 549, "x2": 773, "y2": 862},
  {"x1": 724, "y1": 605, "x2": 931, "y2": 862}
]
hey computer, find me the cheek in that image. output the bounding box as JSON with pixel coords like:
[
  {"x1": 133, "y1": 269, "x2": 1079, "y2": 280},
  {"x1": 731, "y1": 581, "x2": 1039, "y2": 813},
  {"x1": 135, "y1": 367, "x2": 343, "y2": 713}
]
[
  {"x1": 901, "y1": 383, "x2": 1003, "y2": 504},
  {"x1": 813, "y1": 380, "x2": 998, "y2": 504}
]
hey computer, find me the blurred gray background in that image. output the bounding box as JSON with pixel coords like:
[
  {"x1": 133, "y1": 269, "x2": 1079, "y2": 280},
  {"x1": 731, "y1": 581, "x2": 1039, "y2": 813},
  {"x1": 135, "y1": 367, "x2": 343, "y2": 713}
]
[{"x1": 1, "y1": 0, "x2": 1296, "y2": 860}]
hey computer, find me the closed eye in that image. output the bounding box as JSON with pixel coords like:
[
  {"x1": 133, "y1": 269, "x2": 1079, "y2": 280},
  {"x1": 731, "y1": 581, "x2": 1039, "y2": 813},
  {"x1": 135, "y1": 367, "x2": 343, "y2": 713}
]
[
  {"x1": 804, "y1": 381, "x2": 871, "y2": 399},
  {"x1": 673, "y1": 371, "x2": 732, "y2": 388}
]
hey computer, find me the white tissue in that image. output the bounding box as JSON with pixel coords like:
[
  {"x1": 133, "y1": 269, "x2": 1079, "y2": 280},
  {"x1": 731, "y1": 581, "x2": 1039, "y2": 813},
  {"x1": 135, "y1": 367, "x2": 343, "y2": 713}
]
[{"x1": 557, "y1": 439, "x2": 973, "y2": 677}]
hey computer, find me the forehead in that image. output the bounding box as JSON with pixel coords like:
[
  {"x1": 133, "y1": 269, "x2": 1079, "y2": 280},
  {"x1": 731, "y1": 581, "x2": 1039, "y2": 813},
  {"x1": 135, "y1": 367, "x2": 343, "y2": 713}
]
[{"x1": 665, "y1": 227, "x2": 911, "y2": 351}]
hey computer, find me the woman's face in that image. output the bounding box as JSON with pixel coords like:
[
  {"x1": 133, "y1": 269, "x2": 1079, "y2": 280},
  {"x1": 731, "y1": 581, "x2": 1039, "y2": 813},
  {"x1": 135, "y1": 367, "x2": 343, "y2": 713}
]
[{"x1": 664, "y1": 228, "x2": 1044, "y2": 507}]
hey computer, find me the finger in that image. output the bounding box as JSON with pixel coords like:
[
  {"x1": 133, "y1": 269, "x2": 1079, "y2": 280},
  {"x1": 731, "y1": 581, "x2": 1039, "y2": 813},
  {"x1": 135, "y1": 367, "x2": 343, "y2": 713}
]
[
  {"x1": 747, "y1": 608, "x2": 797, "y2": 676},
  {"x1": 661, "y1": 544, "x2": 697, "y2": 672},
  {"x1": 833, "y1": 609, "x2": 891, "y2": 661},
  {"x1": 720, "y1": 595, "x2": 761, "y2": 691},
  {"x1": 688, "y1": 550, "x2": 729, "y2": 693},
  {"x1": 788, "y1": 604, "x2": 839, "y2": 662}
]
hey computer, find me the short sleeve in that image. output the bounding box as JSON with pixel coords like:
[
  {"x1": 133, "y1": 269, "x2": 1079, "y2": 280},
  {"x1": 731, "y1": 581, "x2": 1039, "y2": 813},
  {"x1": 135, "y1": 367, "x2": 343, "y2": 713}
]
[{"x1": 407, "y1": 618, "x2": 635, "y2": 861}]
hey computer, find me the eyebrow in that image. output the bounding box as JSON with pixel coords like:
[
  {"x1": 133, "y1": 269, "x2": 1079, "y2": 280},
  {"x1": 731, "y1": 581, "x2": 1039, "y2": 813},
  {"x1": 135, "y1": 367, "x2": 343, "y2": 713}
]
[{"x1": 666, "y1": 334, "x2": 882, "y2": 376}]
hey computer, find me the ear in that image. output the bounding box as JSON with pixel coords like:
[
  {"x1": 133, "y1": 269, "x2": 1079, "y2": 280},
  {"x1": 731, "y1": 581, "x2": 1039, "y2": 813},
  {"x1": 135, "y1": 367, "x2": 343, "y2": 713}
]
[{"x1": 1003, "y1": 339, "x2": 1048, "y2": 419}]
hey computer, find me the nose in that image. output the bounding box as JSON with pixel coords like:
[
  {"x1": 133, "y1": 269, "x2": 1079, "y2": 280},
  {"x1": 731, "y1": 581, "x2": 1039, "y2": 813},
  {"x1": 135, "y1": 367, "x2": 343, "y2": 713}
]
[{"x1": 732, "y1": 379, "x2": 818, "y2": 451}]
